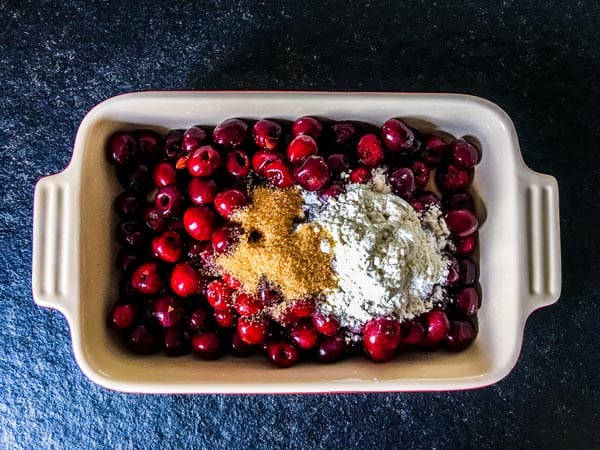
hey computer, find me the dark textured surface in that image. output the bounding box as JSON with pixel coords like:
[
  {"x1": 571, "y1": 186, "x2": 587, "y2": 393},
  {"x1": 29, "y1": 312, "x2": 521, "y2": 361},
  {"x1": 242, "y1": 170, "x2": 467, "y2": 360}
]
[{"x1": 1, "y1": 1, "x2": 599, "y2": 449}]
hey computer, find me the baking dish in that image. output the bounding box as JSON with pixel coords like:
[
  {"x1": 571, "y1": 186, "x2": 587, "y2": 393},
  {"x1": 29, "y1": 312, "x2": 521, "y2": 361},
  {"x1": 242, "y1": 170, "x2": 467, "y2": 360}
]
[{"x1": 32, "y1": 91, "x2": 561, "y2": 393}]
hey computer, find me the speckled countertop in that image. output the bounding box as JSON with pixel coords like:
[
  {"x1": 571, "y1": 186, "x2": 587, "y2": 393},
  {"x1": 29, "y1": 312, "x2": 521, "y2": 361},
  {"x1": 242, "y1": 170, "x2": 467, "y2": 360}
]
[{"x1": 1, "y1": 1, "x2": 599, "y2": 449}]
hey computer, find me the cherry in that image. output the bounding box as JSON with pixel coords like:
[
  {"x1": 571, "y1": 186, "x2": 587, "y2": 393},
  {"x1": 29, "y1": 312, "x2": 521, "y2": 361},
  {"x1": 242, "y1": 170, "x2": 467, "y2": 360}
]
[
  {"x1": 182, "y1": 126, "x2": 207, "y2": 154},
  {"x1": 422, "y1": 134, "x2": 446, "y2": 166},
  {"x1": 222, "y1": 272, "x2": 243, "y2": 290},
  {"x1": 107, "y1": 131, "x2": 137, "y2": 167},
  {"x1": 117, "y1": 164, "x2": 151, "y2": 194},
  {"x1": 206, "y1": 279, "x2": 234, "y2": 309},
  {"x1": 357, "y1": 134, "x2": 384, "y2": 167},
  {"x1": 454, "y1": 233, "x2": 477, "y2": 256},
  {"x1": 214, "y1": 307, "x2": 237, "y2": 328},
  {"x1": 163, "y1": 130, "x2": 183, "y2": 160},
  {"x1": 152, "y1": 230, "x2": 183, "y2": 263},
  {"x1": 444, "y1": 320, "x2": 475, "y2": 351},
  {"x1": 401, "y1": 320, "x2": 424, "y2": 345},
  {"x1": 251, "y1": 150, "x2": 282, "y2": 176},
  {"x1": 292, "y1": 116, "x2": 322, "y2": 138},
  {"x1": 126, "y1": 325, "x2": 159, "y2": 355},
  {"x1": 289, "y1": 320, "x2": 319, "y2": 350},
  {"x1": 213, "y1": 118, "x2": 248, "y2": 148},
  {"x1": 411, "y1": 161, "x2": 430, "y2": 189},
  {"x1": 237, "y1": 316, "x2": 269, "y2": 344},
  {"x1": 191, "y1": 332, "x2": 222, "y2": 359},
  {"x1": 108, "y1": 301, "x2": 138, "y2": 330},
  {"x1": 278, "y1": 298, "x2": 315, "y2": 325},
  {"x1": 457, "y1": 257, "x2": 477, "y2": 285},
  {"x1": 348, "y1": 166, "x2": 371, "y2": 184},
  {"x1": 409, "y1": 192, "x2": 440, "y2": 213},
  {"x1": 388, "y1": 167, "x2": 416, "y2": 199},
  {"x1": 318, "y1": 182, "x2": 345, "y2": 202},
  {"x1": 317, "y1": 333, "x2": 347, "y2": 363},
  {"x1": 143, "y1": 206, "x2": 167, "y2": 233},
  {"x1": 263, "y1": 159, "x2": 295, "y2": 188},
  {"x1": 445, "y1": 209, "x2": 478, "y2": 237},
  {"x1": 183, "y1": 206, "x2": 218, "y2": 241},
  {"x1": 131, "y1": 262, "x2": 162, "y2": 295},
  {"x1": 186, "y1": 307, "x2": 209, "y2": 332},
  {"x1": 435, "y1": 164, "x2": 472, "y2": 192},
  {"x1": 311, "y1": 312, "x2": 340, "y2": 337},
  {"x1": 170, "y1": 262, "x2": 201, "y2": 297},
  {"x1": 187, "y1": 241, "x2": 215, "y2": 269},
  {"x1": 213, "y1": 189, "x2": 249, "y2": 219},
  {"x1": 445, "y1": 191, "x2": 475, "y2": 212},
  {"x1": 234, "y1": 292, "x2": 263, "y2": 316},
  {"x1": 225, "y1": 150, "x2": 250, "y2": 178},
  {"x1": 231, "y1": 331, "x2": 255, "y2": 357},
  {"x1": 163, "y1": 326, "x2": 190, "y2": 356},
  {"x1": 444, "y1": 253, "x2": 460, "y2": 285},
  {"x1": 116, "y1": 221, "x2": 146, "y2": 250},
  {"x1": 152, "y1": 161, "x2": 177, "y2": 187},
  {"x1": 447, "y1": 139, "x2": 479, "y2": 168},
  {"x1": 211, "y1": 223, "x2": 241, "y2": 254},
  {"x1": 293, "y1": 155, "x2": 331, "y2": 191},
  {"x1": 266, "y1": 341, "x2": 299, "y2": 368},
  {"x1": 326, "y1": 153, "x2": 350, "y2": 175},
  {"x1": 135, "y1": 129, "x2": 161, "y2": 161},
  {"x1": 187, "y1": 145, "x2": 221, "y2": 177},
  {"x1": 113, "y1": 192, "x2": 141, "y2": 218},
  {"x1": 188, "y1": 177, "x2": 217, "y2": 205},
  {"x1": 116, "y1": 249, "x2": 141, "y2": 273},
  {"x1": 154, "y1": 295, "x2": 184, "y2": 328},
  {"x1": 287, "y1": 135, "x2": 318, "y2": 164},
  {"x1": 154, "y1": 185, "x2": 183, "y2": 217},
  {"x1": 329, "y1": 121, "x2": 356, "y2": 149},
  {"x1": 381, "y1": 118, "x2": 415, "y2": 153},
  {"x1": 454, "y1": 287, "x2": 479, "y2": 316},
  {"x1": 422, "y1": 309, "x2": 450, "y2": 345},
  {"x1": 252, "y1": 119, "x2": 282, "y2": 150},
  {"x1": 363, "y1": 316, "x2": 402, "y2": 362}
]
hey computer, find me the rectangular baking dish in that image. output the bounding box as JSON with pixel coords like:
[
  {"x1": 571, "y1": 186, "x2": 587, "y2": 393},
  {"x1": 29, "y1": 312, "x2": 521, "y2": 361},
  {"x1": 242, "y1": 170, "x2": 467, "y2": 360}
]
[{"x1": 32, "y1": 91, "x2": 561, "y2": 393}]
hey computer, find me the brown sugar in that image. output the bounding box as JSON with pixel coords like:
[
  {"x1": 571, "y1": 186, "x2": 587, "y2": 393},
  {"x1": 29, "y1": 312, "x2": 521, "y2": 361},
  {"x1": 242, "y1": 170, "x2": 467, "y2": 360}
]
[{"x1": 215, "y1": 186, "x2": 337, "y2": 299}]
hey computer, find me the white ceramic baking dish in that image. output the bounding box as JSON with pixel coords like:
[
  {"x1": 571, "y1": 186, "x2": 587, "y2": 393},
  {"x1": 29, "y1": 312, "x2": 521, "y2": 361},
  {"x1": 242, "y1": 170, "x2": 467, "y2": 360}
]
[{"x1": 32, "y1": 91, "x2": 561, "y2": 393}]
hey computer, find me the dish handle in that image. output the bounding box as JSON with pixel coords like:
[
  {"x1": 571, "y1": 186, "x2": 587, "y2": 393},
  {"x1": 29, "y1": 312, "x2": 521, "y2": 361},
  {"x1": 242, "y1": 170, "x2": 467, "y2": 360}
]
[
  {"x1": 520, "y1": 169, "x2": 562, "y2": 316},
  {"x1": 32, "y1": 169, "x2": 79, "y2": 321}
]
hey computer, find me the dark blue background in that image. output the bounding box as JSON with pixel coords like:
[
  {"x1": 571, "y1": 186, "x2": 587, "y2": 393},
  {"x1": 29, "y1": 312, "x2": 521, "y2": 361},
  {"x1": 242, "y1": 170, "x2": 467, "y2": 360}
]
[{"x1": 1, "y1": 1, "x2": 598, "y2": 449}]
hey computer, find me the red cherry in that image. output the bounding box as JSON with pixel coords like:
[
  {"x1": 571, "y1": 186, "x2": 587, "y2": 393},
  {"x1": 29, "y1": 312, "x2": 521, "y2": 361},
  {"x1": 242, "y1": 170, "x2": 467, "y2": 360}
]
[
  {"x1": 213, "y1": 118, "x2": 248, "y2": 148},
  {"x1": 263, "y1": 159, "x2": 295, "y2": 188},
  {"x1": 457, "y1": 257, "x2": 477, "y2": 285},
  {"x1": 326, "y1": 153, "x2": 350, "y2": 175},
  {"x1": 182, "y1": 126, "x2": 207, "y2": 153},
  {"x1": 388, "y1": 167, "x2": 416, "y2": 199},
  {"x1": 131, "y1": 262, "x2": 163, "y2": 295},
  {"x1": 286, "y1": 135, "x2": 318, "y2": 164},
  {"x1": 454, "y1": 287, "x2": 479, "y2": 316},
  {"x1": 445, "y1": 209, "x2": 479, "y2": 237},
  {"x1": 188, "y1": 177, "x2": 217, "y2": 205},
  {"x1": 127, "y1": 325, "x2": 159, "y2": 355},
  {"x1": 317, "y1": 333, "x2": 347, "y2": 363},
  {"x1": 357, "y1": 134, "x2": 384, "y2": 167},
  {"x1": 443, "y1": 320, "x2": 476, "y2": 351},
  {"x1": 381, "y1": 118, "x2": 415, "y2": 153},
  {"x1": 154, "y1": 295, "x2": 184, "y2": 328},
  {"x1": 411, "y1": 160, "x2": 430, "y2": 189},
  {"x1": 183, "y1": 206, "x2": 218, "y2": 241},
  {"x1": 289, "y1": 320, "x2": 319, "y2": 350},
  {"x1": 401, "y1": 320, "x2": 425, "y2": 345},
  {"x1": 445, "y1": 191, "x2": 475, "y2": 212},
  {"x1": 186, "y1": 307, "x2": 209, "y2": 332},
  {"x1": 311, "y1": 311, "x2": 340, "y2": 337},
  {"x1": 409, "y1": 191, "x2": 440, "y2": 212},
  {"x1": 213, "y1": 189, "x2": 249, "y2": 219},
  {"x1": 447, "y1": 139, "x2": 479, "y2": 168},
  {"x1": 108, "y1": 301, "x2": 138, "y2": 330},
  {"x1": 170, "y1": 262, "x2": 201, "y2": 297},
  {"x1": 293, "y1": 155, "x2": 331, "y2": 191},
  {"x1": 222, "y1": 272, "x2": 243, "y2": 290},
  {"x1": 363, "y1": 316, "x2": 402, "y2": 362},
  {"x1": 225, "y1": 149, "x2": 250, "y2": 178},
  {"x1": 211, "y1": 223, "x2": 241, "y2": 254},
  {"x1": 348, "y1": 166, "x2": 371, "y2": 184},
  {"x1": 422, "y1": 309, "x2": 450, "y2": 345},
  {"x1": 187, "y1": 145, "x2": 221, "y2": 177},
  {"x1": 234, "y1": 292, "x2": 264, "y2": 316},
  {"x1": 454, "y1": 233, "x2": 477, "y2": 256},
  {"x1": 422, "y1": 134, "x2": 446, "y2": 166},
  {"x1": 435, "y1": 164, "x2": 472, "y2": 192},
  {"x1": 251, "y1": 150, "x2": 282, "y2": 176},
  {"x1": 152, "y1": 160, "x2": 177, "y2": 187},
  {"x1": 252, "y1": 119, "x2": 281, "y2": 150},
  {"x1": 206, "y1": 279, "x2": 234, "y2": 309},
  {"x1": 214, "y1": 307, "x2": 237, "y2": 328},
  {"x1": 318, "y1": 182, "x2": 345, "y2": 202},
  {"x1": 231, "y1": 331, "x2": 255, "y2": 357},
  {"x1": 266, "y1": 341, "x2": 299, "y2": 368},
  {"x1": 292, "y1": 116, "x2": 323, "y2": 138},
  {"x1": 152, "y1": 230, "x2": 183, "y2": 263},
  {"x1": 191, "y1": 332, "x2": 222, "y2": 359},
  {"x1": 237, "y1": 316, "x2": 270, "y2": 344}
]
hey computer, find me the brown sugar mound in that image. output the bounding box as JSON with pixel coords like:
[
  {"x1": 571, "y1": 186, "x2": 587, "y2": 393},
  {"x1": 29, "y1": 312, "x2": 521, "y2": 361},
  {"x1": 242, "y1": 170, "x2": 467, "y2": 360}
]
[{"x1": 216, "y1": 186, "x2": 337, "y2": 299}]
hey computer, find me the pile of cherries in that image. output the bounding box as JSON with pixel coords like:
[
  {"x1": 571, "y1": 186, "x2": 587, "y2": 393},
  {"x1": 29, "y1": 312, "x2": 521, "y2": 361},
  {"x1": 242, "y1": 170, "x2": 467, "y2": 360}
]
[{"x1": 106, "y1": 115, "x2": 481, "y2": 367}]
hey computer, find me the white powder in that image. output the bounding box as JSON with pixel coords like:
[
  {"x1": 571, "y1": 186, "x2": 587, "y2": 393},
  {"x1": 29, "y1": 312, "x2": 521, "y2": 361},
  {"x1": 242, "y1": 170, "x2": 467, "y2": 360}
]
[{"x1": 305, "y1": 182, "x2": 450, "y2": 329}]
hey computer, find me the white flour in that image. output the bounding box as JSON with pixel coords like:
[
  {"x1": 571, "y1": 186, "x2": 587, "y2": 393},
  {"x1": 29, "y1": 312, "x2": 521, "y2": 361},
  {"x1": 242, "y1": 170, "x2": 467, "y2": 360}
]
[{"x1": 304, "y1": 180, "x2": 450, "y2": 329}]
